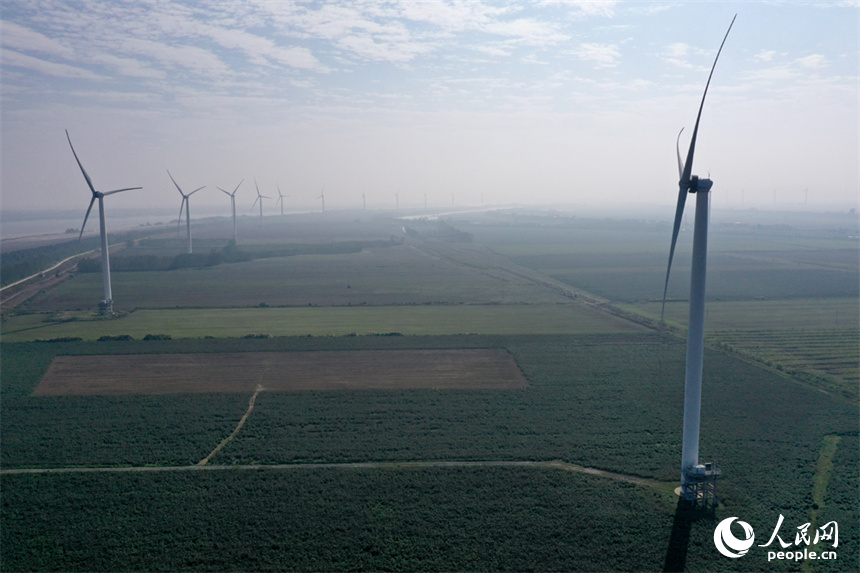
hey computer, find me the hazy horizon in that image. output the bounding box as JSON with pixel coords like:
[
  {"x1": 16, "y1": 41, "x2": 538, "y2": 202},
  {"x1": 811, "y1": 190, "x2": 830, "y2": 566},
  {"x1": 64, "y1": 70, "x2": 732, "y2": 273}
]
[{"x1": 2, "y1": 1, "x2": 858, "y2": 215}]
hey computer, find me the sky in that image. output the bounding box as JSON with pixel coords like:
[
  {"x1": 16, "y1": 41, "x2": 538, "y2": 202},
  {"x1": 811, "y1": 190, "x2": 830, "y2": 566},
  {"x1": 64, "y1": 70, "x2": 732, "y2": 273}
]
[{"x1": 1, "y1": 0, "x2": 858, "y2": 217}]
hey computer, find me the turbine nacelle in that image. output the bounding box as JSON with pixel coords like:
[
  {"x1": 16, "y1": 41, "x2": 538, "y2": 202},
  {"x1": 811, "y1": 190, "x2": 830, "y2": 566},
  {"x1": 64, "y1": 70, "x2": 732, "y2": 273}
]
[{"x1": 683, "y1": 175, "x2": 714, "y2": 194}]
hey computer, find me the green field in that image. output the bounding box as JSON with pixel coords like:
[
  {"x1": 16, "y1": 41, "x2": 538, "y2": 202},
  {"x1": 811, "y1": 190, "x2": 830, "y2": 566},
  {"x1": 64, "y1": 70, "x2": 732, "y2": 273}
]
[
  {"x1": 1, "y1": 333, "x2": 856, "y2": 571},
  {"x1": 2, "y1": 209, "x2": 857, "y2": 571},
  {"x1": 1, "y1": 303, "x2": 644, "y2": 342},
  {"x1": 16, "y1": 243, "x2": 574, "y2": 311},
  {"x1": 624, "y1": 298, "x2": 858, "y2": 331}
]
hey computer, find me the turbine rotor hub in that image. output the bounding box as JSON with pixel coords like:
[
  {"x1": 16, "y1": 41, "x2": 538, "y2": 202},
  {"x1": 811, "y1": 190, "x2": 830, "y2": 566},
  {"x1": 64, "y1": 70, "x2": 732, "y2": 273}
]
[{"x1": 684, "y1": 175, "x2": 713, "y2": 194}]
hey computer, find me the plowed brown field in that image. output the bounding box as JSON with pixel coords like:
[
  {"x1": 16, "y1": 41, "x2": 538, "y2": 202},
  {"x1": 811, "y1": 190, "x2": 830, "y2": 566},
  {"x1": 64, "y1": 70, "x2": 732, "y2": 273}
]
[{"x1": 34, "y1": 349, "x2": 528, "y2": 396}]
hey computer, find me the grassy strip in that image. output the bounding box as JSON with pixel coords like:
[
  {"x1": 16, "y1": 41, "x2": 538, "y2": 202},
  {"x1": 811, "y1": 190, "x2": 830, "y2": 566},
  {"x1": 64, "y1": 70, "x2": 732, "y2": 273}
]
[
  {"x1": 0, "y1": 303, "x2": 644, "y2": 342},
  {"x1": 802, "y1": 435, "x2": 841, "y2": 573}
]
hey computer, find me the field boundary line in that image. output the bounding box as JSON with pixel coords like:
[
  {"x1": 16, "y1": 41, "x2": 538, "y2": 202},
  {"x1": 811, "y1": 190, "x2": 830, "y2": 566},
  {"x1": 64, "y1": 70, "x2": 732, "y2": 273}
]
[
  {"x1": 197, "y1": 384, "x2": 264, "y2": 466},
  {"x1": 0, "y1": 459, "x2": 673, "y2": 489}
]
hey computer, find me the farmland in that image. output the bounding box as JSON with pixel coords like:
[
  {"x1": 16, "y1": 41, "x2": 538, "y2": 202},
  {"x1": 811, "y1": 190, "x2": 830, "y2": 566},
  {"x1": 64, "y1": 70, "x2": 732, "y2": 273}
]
[
  {"x1": 0, "y1": 303, "x2": 643, "y2": 341},
  {"x1": 1, "y1": 207, "x2": 857, "y2": 571},
  {"x1": 34, "y1": 349, "x2": 529, "y2": 395}
]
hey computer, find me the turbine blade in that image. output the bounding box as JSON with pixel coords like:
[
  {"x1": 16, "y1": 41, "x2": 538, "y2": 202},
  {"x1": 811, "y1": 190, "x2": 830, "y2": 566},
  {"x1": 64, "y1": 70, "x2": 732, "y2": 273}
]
[
  {"x1": 680, "y1": 14, "x2": 736, "y2": 187},
  {"x1": 217, "y1": 186, "x2": 231, "y2": 196},
  {"x1": 66, "y1": 130, "x2": 97, "y2": 195},
  {"x1": 232, "y1": 179, "x2": 244, "y2": 195},
  {"x1": 178, "y1": 198, "x2": 186, "y2": 227},
  {"x1": 661, "y1": 190, "x2": 687, "y2": 324},
  {"x1": 676, "y1": 128, "x2": 685, "y2": 180},
  {"x1": 78, "y1": 196, "x2": 97, "y2": 241},
  {"x1": 251, "y1": 196, "x2": 260, "y2": 211},
  {"x1": 167, "y1": 169, "x2": 185, "y2": 196},
  {"x1": 102, "y1": 186, "x2": 142, "y2": 196},
  {"x1": 188, "y1": 186, "x2": 206, "y2": 196}
]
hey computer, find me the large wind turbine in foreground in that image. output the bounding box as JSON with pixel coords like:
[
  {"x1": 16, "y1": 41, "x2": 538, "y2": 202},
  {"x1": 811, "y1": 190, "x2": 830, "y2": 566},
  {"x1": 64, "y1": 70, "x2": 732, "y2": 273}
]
[
  {"x1": 66, "y1": 130, "x2": 141, "y2": 314},
  {"x1": 251, "y1": 179, "x2": 269, "y2": 228},
  {"x1": 168, "y1": 170, "x2": 205, "y2": 254},
  {"x1": 661, "y1": 15, "x2": 736, "y2": 505},
  {"x1": 217, "y1": 179, "x2": 243, "y2": 243}
]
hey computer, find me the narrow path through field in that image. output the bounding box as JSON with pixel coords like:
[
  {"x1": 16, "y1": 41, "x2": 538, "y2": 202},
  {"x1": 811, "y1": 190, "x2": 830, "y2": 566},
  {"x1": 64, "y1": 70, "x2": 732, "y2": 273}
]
[
  {"x1": 0, "y1": 460, "x2": 673, "y2": 490},
  {"x1": 197, "y1": 384, "x2": 264, "y2": 466},
  {"x1": 802, "y1": 435, "x2": 841, "y2": 573}
]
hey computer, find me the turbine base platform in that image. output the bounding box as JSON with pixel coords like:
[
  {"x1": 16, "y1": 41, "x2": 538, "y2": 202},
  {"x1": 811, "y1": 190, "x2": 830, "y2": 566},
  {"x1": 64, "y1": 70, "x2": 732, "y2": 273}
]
[
  {"x1": 99, "y1": 300, "x2": 113, "y2": 315},
  {"x1": 679, "y1": 461, "x2": 721, "y2": 508}
]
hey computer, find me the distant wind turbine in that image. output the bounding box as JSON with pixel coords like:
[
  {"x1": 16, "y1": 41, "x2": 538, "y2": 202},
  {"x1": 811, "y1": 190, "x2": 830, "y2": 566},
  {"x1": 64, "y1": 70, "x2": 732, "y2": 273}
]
[
  {"x1": 66, "y1": 130, "x2": 142, "y2": 314},
  {"x1": 395, "y1": 192, "x2": 399, "y2": 210},
  {"x1": 217, "y1": 179, "x2": 243, "y2": 243},
  {"x1": 661, "y1": 14, "x2": 736, "y2": 506},
  {"x1": 251, "y1": 179, "x2": 269, "y2": 228},
  {"x1": 362, "y1": 191, "x2": 366, "y2": 210},
  {"x1": 167, "y1": 170, "x2": 205, "y2": 254},
  {"x1": 276, "y1": 183, "x2": 289, "y2": 216},
  {"x1": 319, "y1": 187, "x2": 325, "y2": 213}
]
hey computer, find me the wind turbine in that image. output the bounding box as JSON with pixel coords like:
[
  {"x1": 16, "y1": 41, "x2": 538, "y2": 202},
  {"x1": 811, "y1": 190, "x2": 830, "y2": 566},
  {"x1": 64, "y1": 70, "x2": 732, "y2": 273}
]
[
  {"x1": 276, "y1": 183, "x2": 289, "y2": 216},
  {"x1": 319, "y1": 187, "x2": 325, "y2": 213},
  {"x1": 661, "y1": 14, "x2": 735, "y2": 505},
  {"x1": 251, "y1": 179, "x2": 269, "y2": 228},
  {"x1": 66, "y1": 130, "x2": 141, "y2": 314},
  {"x1": 362, "y1": 191, "x2": 366, "y2": 210},
  {"x1": 217, "y1": 179, "x2": 243, "y2": 243},
  {"x1": 167, "y1": 170, "x2": 205, "y2": 254},
  {"x1": 395, "y1": 192, "x2": 399, "y2": 210}
]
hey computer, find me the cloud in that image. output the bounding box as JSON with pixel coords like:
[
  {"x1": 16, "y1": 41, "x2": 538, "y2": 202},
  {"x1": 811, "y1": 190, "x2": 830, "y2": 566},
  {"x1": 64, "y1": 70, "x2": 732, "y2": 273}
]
[
  {"x1": 0, "y1": 20, "x2": 75, "y2": 59},
  {"x1": 536, "y1": 0, "x2": 618, "y2": 18},
  {"x1": 92, "y1": 54, "x2": 167, "y2": 80},
  {"x1": 573, "y1": 42, "x2": 621, "y2": 68},
  {"x1": 795, "y1": 54, "x2": 826, "y2": 68},
  {"x1": 753, "y1": 50, "x2": 777, "y2": 62},
  {"x1": 122, "y1": 37, "x2": 232, "y2": 79},
  {"x1": 483, "y1": 18, "x2": 569, "y2": 46},
  {"x1": 201, "y1": 24, "x2": 326, "y2": 71},
  {"x1": 1, "y1": 49, "x2": 104, "y2": 80}
]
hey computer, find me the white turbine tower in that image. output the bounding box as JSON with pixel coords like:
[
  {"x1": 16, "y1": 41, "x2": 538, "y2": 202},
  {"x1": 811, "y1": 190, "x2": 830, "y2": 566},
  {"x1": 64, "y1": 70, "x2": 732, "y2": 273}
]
[
  {"x1": 66, "y1": 130, "x2": 142, "y2": 314},
  {"x1": 276, "y1": 183, "x2": 289, "y2": 216},
  {"x1": 251, "y1": 179, "x2": 269, "y2": 228},
  {"x1": 217, "y1": 179, "x2": 243, "y2": 243},
  {"x1": 395, "y1": 192, "x2": 399, "y2": 210},
  {"x1": 661, "y1": 15, "x2": 735, "y2": 505},
  {"x1": 168, "y1": 170, "x2": 205, "y2": 254},
  {"x1": 362, "y1": 191, "x2": 366, "y2": 210},
  {"x1": 319, "y1": 187, "x2": 325, "y2": 213}
]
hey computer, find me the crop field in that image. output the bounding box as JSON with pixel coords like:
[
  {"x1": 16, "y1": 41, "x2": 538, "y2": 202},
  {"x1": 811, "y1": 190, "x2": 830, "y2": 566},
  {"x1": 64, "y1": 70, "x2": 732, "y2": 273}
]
[
  {"x1": 2, "y1": 209, "x2": 857, "y2": 571},
  {"x1": 620, "y1": 299, "x2": 859, "y2": 401},
  {"x1": 1, "y1": 303, "x2": 645, "y2": 342},
  {"x1": 1, "y1": 333, "x2": 857, "y2": 571},
  {"x1": 625, "y1": 298, "x2": 858, "y2": 331},
  {"x1": 465, "y1": 216, "x2": 858, "y2": 302},
  {"x1": 35, "y1": 349, "x2": 528, "y2": 395},
  {"x1": 16, "y1": 243, "x2": 575, "y2": 311}
]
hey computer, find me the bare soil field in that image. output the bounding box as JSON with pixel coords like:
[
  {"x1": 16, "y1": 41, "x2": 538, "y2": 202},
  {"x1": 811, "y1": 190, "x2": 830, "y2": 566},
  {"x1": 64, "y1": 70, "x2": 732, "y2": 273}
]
[{"x1": 33, "y1": 349, "x2": 528, "y2": 395}]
